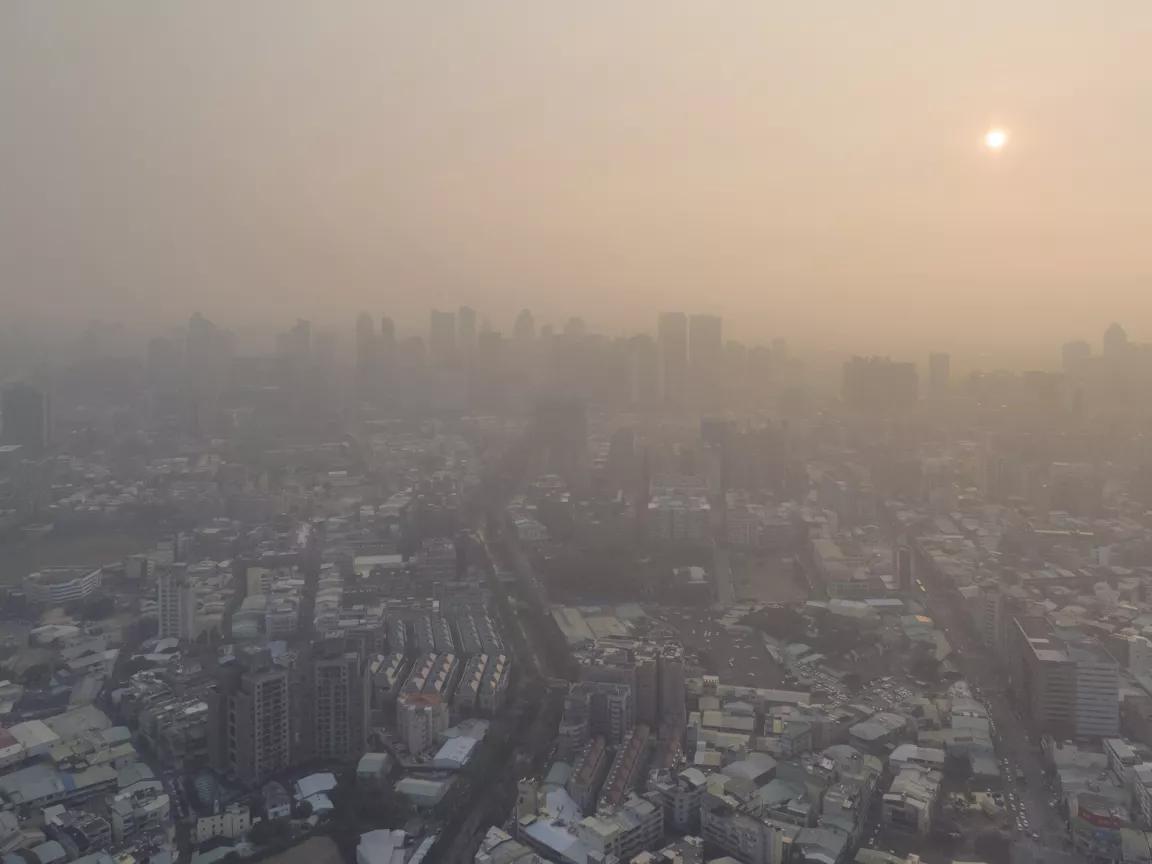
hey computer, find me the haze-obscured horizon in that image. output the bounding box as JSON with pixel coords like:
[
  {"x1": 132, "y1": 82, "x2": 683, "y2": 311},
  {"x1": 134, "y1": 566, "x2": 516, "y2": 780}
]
[{"x1": 3, "y1": 1, "x2": 1151, "y2": 358}]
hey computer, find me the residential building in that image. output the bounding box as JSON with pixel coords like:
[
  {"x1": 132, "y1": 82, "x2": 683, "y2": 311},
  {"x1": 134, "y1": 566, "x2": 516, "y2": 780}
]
[
  {"x1": 157, "y1": 565, "x2": 197, "y2": 641},
  {"x1": 881, "y1": 767, "x2": 941, "y2": 835},
  {"x1": 396, "y1": 693, "x2": 449, "y2": 755},
  {"x1": 195, "y1": 804, "x2": 251, "y2": 843},
  {"x1": 310, "y1": 646, "x2": 370, "y2": 762},
  {"x1": 208, "y1": 653, "x2": 293, "y2": 785},
  {"x1": 576, "y1": 795, "x2": 663, "y2": 863}
]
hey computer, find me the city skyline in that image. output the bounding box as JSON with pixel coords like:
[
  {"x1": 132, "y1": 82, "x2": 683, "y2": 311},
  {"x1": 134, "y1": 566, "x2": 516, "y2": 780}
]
[{"x1": 3, "y1": 3, "x2": 1152, "y2": 349}]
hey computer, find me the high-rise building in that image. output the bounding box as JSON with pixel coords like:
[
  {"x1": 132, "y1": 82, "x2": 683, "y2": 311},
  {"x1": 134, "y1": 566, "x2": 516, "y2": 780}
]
[
  {"x1": 209, "y1": 652, "x2": 293, "y2": 785},
  {"x1": 472, "y1": 330, "x2": 505, "y2": 410},
  {"x1": 157, "y1": 565, "x2": 197, "y2": 641},
  {"x1": 628, "y1": 335, "x2": 660, "y2": 409},
  {"x1": 1073, "y1": 645, "x2": 1121, "y2": 739},
  {"x1": 1062, "y1": 340, "x2": 1092, "y2": 373},
  {"x1": 354, "y1": 312, "x2": 379, "y2": 403},
  {"x1": 146, "y1": 337, "x2": 181, "y2": 392},
  {"x1": 689, "y1": 314, "x2": 723, "y2": 408},
  {"x1": 894, "y1": 540, "x2": 915, "y2": 593},
  {"x1": 658, "y1": 643, "x2": 686, "y2": 728},
  {"x1": 185, "y1": 313, "x2": 232, "y2": 398},
  {"x1": 928, "y1": 353, "x2": 950, "y2": 394},
  {"x1": 1103, "y1": 322, "x2": 1129, "y2": 360},
  {"x1": 1009, "y1": 617, "x2": 1119, "y2": 739},
  {"x1": 429, "y1": 309, "x2": 457, "y2": 368},
  {"x1": 561, "y1": 682, "x2": 634, "y2": 751},
  {"x1": 513, "y1": 309, "x2": 536, "y2": 343},
  {"x1": 457, "y1": 306, "x2": 477, "y2": 355},
  {"x1": 688, "y1": 314, "x2": 723, "y2": 372},
  {"x1": 842, "y1": 356, "x2": 918, "y2": 411},
  {"x1": 310, "y1": 644, "x2": 370, "y2": 762},
  {"x1": 277, "y1": 319, "x2": 311, "y2": 368},
  {"x1": 1, "y1": 383, "x2": 50, "y2": 451},
  {"x1": 657, "y1": 312, "x2": 688, "y2": 408},
  {"x1": 533, "y1": 396, "x2": 588, "y2": 485},
  {"x1": 396, "y1": 693, "x2": 449, "y2": 755}
]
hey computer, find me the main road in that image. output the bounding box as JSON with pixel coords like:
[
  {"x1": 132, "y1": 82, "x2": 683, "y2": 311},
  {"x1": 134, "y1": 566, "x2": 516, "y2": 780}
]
[{"x1": 920, "y1": 584, "x2": 1070, "y2": 851}]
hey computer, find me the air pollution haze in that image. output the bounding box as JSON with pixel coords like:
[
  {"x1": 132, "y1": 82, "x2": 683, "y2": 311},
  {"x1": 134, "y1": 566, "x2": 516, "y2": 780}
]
[
  {"x1": 9, "y1": 7, "x2": 1152, "y2": 864},
  {"x1": 2, "y1": 2, "x2": 1151, "y2": 354}
]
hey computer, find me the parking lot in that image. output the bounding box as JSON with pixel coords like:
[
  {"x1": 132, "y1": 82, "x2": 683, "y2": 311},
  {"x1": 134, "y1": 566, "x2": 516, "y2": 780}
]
[{"x1": 644, "y1": 605, "x2": 787, "y2": 688}]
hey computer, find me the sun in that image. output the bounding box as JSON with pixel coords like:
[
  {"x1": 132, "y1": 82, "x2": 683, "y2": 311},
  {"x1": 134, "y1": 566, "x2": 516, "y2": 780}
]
[{"x1": 984, "y1": 128, "x2": 1008, "y2": 151}]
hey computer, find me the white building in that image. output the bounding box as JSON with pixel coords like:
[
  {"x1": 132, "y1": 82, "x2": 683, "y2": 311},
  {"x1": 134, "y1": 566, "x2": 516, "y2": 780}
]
[
  {"x1": 576, "y1": 795, "x2": 663, "y2": 863},
  {"x1": 195, "y1": 804, "x2": 251, "y2": 843},
  {"x1": 396, "y1": 694, "x2": 449, "y2": 755},
  {"x1": 23, "y1": 568, "x2": 103, "y2": 607}
]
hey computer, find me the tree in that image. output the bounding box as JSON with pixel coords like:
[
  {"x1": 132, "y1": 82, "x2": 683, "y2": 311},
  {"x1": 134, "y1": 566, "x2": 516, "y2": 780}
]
[{"x1": 292, "y1": 801, "x2": 312, "y2": 819}]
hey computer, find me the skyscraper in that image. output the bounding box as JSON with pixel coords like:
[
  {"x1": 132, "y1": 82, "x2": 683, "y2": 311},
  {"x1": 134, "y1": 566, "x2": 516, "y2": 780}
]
[
  {"x1": 688, "y1": 314, "x2": 723, "y2": 372},
  {"x1": 209, "y1": 652, "x2": 293, "y2": 785},
  {"x1": 354, "y1": 312, "x2": 378, "y2": 402},
  {"x1": 1103, "y1": 322, "x2": 1129, "y2": 361},
  {"x1": 842, "y1": 356, "x2": 918, "y2": 411},
  {"x1": 657, "y1": 312, "x2": 688, "y2": 408},
  {"x1": 688, "y1": 314, "x2": 723, "y2": 407},
  {"x1": 429, "y1": 309, "x2": 457, "y2": 368},
  {"x1": 513, "y1": 309, "x2": 536, "y2": 343},
  {"x1": 309, "y1": 644, "x2": 370, "y2": 762},
  {"x1": 1062, "y1": 340, "x2": 1091, "y2": 373},
  {"x1": 927, "y1": 353, "x2": 950, "y2": 394},
  {"x1": 457, "y1": 306, "x2": 477, "y2": 356},
  {"x1": 628, "y1": 335, "x2": 660, "y2": 409},
  {"x1": 157, "y1": 565, "x2": 197, "y2": 641},
  {"x1": 185, "y1": 312, "x2": 231, "y2": 397},
  {"x1": 1, "y1": 383, "x2": 50, "y2": 451}
]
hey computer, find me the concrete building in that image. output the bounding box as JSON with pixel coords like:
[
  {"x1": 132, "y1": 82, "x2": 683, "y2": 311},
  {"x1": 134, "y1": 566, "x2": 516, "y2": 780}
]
[
  {"x1": 195, "y1": 803, "x2": 251, "y2": 843},
  {"x1": 310, "y1": 647, "x2": 370, "y2": 762},
  {"x1": 109, "y1": 781, "x2": 170, "y2": 841},
  {"x1": 1009, "y1": 618, "x2": 1118, "y2": 739},
  {"x1": 1131, "y1": 636, "x2": 1152, "y2": 676},
  {"x1": 396, "y1": 693, "x2": 449, "y2": 755},
  {"x1": 652, "y1": 767, "x2": 706, "y2": 834},
  {"x1": 560, "y1": 682, "x2": 633, "y2": 754},
  {"x1": 566, "y1": 737, "x2": 609, "y2": 815},
  {"x1": 701, "y1": 793, "x2": 790, "y2": 864},
  {"x1": 927, "y1": 353, "x2": 950, "y2": 394},
  {"x1": 1, "y1": 383, "x2": 51, "y2": 451},
  {"x1": 23, "y1": 568, "x2": 103, "y2": 607},
  {"x1": 208, "y1": 653, "x2": 293, "y2": 785},
  {"x1": 881, "y1": 767, "x2": 941, "y2": 835},
  {"x1": 474, "y1": 826, "x2": 543, "y2": 864},
  {"x1": 658, "y1": 312, "x2": 688, "y2": 408},
  {"x1": 1072, "y1": 645, "x2": 1121, "y2": 739},
  {"x1": 576, "y1": 795, "x2": 663, "y2": 863},
  {"x1": 157, "y1": 565, "x2": 197, "y2": 641}
]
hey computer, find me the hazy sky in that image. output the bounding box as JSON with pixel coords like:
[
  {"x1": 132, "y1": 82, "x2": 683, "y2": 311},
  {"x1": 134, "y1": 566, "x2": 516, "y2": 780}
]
[{"x1": 3, "y1": 2, "x2": 1151, "y2": 355}]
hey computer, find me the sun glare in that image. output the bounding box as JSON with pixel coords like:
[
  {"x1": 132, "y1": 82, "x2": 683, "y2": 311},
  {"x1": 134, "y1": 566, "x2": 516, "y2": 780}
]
[{"x1": 984, "y1": 128, "x2": 1008, "y2": 151}]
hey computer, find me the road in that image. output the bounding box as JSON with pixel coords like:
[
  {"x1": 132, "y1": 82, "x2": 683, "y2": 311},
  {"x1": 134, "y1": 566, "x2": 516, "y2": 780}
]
[{"x1": 921, "y1": 584, "x2": 1071, "y2": 851}]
